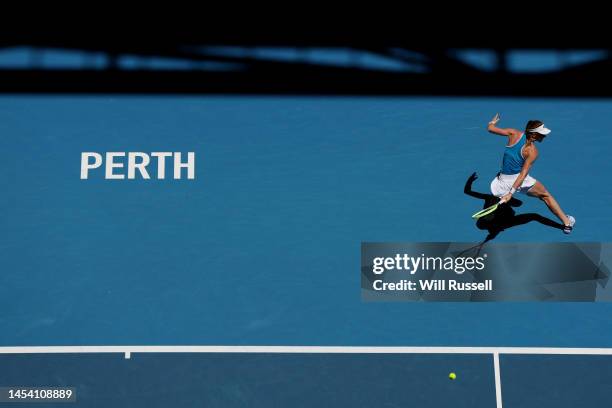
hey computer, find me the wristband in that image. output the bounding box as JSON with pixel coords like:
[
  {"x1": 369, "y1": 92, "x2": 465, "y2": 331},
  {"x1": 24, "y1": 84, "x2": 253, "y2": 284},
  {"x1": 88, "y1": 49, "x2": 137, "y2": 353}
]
[{"x1": 509, "y1": 187, "x2": 517, "y2": 194}]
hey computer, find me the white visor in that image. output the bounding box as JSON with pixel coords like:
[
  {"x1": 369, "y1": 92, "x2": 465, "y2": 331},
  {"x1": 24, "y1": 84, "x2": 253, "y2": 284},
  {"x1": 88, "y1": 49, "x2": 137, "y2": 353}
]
[{"x1": 528, "y1": 124, "x2": 551, "y2": 135}]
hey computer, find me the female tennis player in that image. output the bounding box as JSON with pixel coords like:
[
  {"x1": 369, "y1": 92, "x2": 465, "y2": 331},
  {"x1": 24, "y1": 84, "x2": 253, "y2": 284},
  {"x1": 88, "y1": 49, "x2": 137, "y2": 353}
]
[{"x1": 487, "y1": 113, "x2": 575, "y2": 234}]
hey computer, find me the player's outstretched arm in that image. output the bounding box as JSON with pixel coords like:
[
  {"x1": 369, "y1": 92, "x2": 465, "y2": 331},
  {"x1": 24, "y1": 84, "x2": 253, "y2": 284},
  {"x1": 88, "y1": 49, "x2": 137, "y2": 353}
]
[{"x1": 487, "y1": 113, "x2": 521, "y2": 137}]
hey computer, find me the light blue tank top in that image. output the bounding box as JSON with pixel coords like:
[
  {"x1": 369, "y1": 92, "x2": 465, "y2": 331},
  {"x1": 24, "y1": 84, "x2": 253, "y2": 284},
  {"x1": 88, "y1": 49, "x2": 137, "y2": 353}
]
[{"x1": 501, "y1": 133, "x2": 526, "y2": 175}]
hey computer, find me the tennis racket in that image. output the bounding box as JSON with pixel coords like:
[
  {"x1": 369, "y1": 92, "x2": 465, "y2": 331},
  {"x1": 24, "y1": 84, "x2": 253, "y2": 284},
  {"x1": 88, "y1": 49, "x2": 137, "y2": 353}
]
[{"x1": 471, "y1": 201, "x2": 504, "y2": 219}]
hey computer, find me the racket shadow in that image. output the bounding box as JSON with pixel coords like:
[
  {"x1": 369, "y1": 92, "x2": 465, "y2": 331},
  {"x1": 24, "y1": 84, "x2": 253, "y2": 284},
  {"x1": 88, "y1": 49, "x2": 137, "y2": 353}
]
[{"x1": 464, "y1": 172, "x2": 564, "y2": 242}]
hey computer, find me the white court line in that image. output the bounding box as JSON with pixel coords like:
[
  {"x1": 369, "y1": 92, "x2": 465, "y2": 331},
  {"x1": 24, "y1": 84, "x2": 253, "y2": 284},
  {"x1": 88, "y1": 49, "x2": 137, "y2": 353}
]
[
  {"x1": 2, "y1": 345, "x2": 609, "y2": 407},
  {"x1": 494, "y1": 352, "x2": 503, "y2": 408},
  {"x1": 1, "y1": 346, "x2": 612, "y2": 355}
]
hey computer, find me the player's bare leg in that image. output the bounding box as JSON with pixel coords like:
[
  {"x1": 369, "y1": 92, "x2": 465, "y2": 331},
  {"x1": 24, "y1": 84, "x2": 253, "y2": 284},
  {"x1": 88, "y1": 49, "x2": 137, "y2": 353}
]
[{"x1": 527, "y1": 181, "x2": 571, "y2": 226}]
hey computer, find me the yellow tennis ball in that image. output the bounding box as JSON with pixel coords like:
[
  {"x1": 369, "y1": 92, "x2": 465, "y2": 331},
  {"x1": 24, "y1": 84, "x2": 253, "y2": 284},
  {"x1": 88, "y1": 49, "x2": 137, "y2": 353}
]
[{"x1": 449, "y1": 372, "x2": 457, "y2": 380}]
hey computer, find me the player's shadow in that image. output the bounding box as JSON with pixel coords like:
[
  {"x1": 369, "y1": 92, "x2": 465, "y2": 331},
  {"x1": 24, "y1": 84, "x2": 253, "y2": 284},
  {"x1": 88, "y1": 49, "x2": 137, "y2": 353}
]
[{"x1": 464, "y1": 172, "x2": 563, "y2": 242}]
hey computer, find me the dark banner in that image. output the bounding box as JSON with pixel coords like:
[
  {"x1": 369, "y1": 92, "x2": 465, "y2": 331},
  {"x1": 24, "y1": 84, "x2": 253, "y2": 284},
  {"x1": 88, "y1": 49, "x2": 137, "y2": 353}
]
[{"x1": 361, "y1": 243, "x2": 612, "y2": 302}]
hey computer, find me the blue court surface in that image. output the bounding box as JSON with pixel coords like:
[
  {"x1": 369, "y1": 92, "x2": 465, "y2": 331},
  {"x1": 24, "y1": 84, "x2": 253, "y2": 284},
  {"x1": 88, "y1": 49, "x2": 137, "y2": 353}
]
[{"x1": 1, "y1": 96, "x2": 611, "y2": 406}]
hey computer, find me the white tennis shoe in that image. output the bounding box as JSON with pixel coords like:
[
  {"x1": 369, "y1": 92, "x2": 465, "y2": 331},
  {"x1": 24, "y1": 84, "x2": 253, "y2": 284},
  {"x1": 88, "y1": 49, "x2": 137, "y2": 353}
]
[{"x1": 563, "y1": 215, "x2": 576, "y2": 234}]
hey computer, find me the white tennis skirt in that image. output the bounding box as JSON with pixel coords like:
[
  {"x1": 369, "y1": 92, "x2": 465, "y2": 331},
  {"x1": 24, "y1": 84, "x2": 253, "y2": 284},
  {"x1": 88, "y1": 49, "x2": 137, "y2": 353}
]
[{"x1": 490, "y1": 173, "x2": 537, "y2": 197}]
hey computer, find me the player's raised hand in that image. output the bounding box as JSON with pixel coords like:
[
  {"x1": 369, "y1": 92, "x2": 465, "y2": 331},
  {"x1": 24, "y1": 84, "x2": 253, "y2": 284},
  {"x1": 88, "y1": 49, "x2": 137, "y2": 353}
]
[{"x1": 489, "y1": 113, "x2": 500, "y2": 125}]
